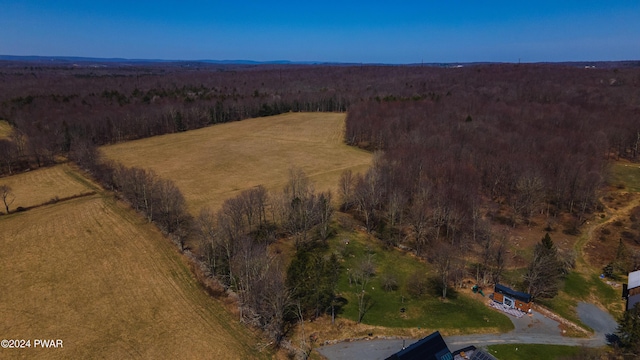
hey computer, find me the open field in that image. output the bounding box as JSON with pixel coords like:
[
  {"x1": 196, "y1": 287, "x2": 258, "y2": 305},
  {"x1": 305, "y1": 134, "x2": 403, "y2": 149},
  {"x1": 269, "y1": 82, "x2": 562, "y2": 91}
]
[
  {"x1": 608, "y1": 162, "x2": 640, "y2": 192},
  {"x1": 0, "y1": 172, "x2": 267, "y2": 358},
  {"x1": 0, "y1": 120, "x2": 11, "y2": 139},
  {"x1": 0, "y1": 164, "x2": 97, "y2": 212},
  {"x1": 101, "y1": 112, "x2": 372, "y2": 213}
]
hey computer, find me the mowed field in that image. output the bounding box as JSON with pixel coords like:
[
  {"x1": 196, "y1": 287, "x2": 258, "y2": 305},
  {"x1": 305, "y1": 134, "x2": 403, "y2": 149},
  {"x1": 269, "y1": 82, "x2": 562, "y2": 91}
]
[
  {"x1": 101, "y1": 112, "x2": 372, "y2": 213},
  {"x1": 0, "y1": 120, "x2": 11, "y2": 139},
  {"x1": 0, "y1": 167, "x2": 266, "y2": 359},
  {"x1": 0, "y1": 164, "x2": 97, "y2": 211}
]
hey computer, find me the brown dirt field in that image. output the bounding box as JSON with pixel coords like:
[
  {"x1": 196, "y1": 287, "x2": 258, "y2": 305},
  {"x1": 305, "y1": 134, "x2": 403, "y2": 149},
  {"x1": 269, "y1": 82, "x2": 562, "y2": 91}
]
[
  {"x1": 0, "y1": 164, "x2": 96, "y2": 212},
  {"x1": 100, "y1": 112, "x2": 372, "y2": 214},
  {"x1": 0, "y1": 172, "x2": 268, "y2": 359}
]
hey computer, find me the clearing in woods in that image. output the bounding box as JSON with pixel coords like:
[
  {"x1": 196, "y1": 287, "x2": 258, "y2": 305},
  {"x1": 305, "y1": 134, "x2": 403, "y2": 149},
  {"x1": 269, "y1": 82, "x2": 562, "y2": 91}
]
[
  {"x1": 0, "y1": 166, "x2": 266, "y2": 359},
  {"x1": 101, "y1": 112, "x2": 372, "y2": 213}
]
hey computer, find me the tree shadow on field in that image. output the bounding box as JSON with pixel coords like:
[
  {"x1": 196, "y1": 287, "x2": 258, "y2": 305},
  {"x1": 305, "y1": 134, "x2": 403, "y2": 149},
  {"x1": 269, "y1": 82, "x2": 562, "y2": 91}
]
[{"x1": 427, "y1": 277, "x2": 459, "y2": 300}]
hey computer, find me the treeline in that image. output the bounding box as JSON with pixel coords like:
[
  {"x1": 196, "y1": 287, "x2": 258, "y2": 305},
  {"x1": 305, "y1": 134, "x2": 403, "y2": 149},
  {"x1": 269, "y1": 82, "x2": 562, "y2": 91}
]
[
  {"x1": 192, "y1": 168, "x2": 336, "y2": 345},
  {"x1": 71, "y1": 143, "x2": 190, "y2": 247},
  {"x1": 74, "y1": 142, "x2": 339, "y2": 347},
  {"x1": 2, "y1": 63, "x2": 640, "y2": 177}
]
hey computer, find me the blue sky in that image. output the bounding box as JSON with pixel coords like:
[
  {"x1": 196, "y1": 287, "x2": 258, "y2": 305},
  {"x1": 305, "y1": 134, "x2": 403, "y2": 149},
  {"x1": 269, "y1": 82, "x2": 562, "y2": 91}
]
[{"x1": 1, "y1": 1, "x2": 639, "y2": 63}]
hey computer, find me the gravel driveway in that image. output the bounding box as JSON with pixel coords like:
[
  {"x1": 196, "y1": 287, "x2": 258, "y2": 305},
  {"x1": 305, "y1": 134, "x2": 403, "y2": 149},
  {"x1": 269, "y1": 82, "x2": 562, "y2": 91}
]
[{"x1": 576, "y1": 302, "x2": 618, "y2": 335}]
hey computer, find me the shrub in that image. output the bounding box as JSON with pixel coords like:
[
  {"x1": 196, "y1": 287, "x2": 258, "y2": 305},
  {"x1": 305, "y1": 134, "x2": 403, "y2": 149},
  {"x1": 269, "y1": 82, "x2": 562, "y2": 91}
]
[
  {"x1": 380, "y1": 271, "x2": 399, "y2": 292},
  {"x1": 622, "y1": 231, "x2": 635, "y2": 239},
  {"x1": 406, "y1": 270, "x2": 429, "y2": 298}
]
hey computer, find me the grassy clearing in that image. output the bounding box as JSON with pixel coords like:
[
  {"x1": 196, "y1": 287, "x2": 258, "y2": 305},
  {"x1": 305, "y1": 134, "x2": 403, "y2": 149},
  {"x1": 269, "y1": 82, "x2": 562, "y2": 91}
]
[
  {"x1": 101, "y1": 112, "x2": 372, "y2": 214},
  {"x1": 0, "y1": 173, "x2": 267, "y2": 359},
  {"x1": 0, "y1": 164, "x2": 96, "y2": 212},
  {"x1": 486, "y1": 344, "x2": 582, "y2": 360},
  {"x1": 608, "y1": 162, "x2": 640, "y2": 192},
  {"x1": 328, "y1": 229, "x2": 513, "y2": 335},
  {"x1": 0, "y1": 119, "x2": 11, "y2": 139}
]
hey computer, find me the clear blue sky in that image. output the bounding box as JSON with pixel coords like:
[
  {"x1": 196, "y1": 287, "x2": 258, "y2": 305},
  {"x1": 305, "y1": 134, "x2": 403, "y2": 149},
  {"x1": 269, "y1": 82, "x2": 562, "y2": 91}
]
[{"x1": 1, "y1": 1, "x2": 639, "y2": 63}]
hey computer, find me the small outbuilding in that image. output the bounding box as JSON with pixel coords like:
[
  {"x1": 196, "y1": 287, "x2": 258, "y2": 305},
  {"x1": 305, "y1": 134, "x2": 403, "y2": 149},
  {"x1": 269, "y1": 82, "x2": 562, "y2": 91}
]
[{"x1": 493, "y1": 284, "x2": 532, "y2": 313}]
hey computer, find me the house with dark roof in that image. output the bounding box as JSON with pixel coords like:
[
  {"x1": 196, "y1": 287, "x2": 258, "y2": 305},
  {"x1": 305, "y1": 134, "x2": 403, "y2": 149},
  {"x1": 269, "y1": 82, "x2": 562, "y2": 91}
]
[
  {"x1": 385, "y1": 331, "x2": 452, "y2": 360},
  {"x1": 385, "y1": 332, "x2": 497, "y2": 360},
  {"x1": 493, "y1": 284, "x2": 532, "y2": 312},
  {"x1": 624, "y1": 270, "x2": 640, "y2": 311}
]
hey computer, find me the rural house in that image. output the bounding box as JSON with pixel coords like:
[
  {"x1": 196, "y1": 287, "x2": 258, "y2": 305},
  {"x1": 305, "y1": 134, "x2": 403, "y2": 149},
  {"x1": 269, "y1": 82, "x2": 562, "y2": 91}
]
[
  {"x1": 623, "y1": 270, "x2": 640, "y2": 311},
  {"x1": 385, "y1": 331, "x2": 452, "y2": 360},
  {"x1": 492, "y1": 284, "x2": 532, "y2": 313},
  {"x1": 385, "y1": 331, "x2": 497, "y2": 360}
]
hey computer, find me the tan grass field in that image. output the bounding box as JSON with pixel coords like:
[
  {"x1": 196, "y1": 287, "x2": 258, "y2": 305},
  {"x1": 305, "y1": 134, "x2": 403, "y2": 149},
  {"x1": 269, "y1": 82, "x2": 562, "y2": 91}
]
[
  {"x1": 0, "y1": 184, "x2": 266, "y2": 358},
  {"x1": 0, "y1": 164, "x2": 96, "y2": 212},
  {"x1": 0, "y1": 119, "x2": 11, "y2": 139},
  {"x1": 101, "y1": 112, "x2": 372, "y2": 213}
]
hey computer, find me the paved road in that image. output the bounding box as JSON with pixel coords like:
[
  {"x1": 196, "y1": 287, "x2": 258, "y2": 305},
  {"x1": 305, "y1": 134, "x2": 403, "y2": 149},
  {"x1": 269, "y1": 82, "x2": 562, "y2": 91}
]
[{"x1": 316, "y1": 302, "x2": 616, "y2": 360}]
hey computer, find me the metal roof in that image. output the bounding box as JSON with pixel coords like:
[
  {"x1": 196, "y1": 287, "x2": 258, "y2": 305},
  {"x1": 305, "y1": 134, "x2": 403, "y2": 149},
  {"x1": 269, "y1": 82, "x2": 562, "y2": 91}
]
[
  {"x1": 629, "y1": 270, "x2": 640, "y2": 289},
  {"x1": 494, "y1": 284, "x2": 532, "y2": 302}
]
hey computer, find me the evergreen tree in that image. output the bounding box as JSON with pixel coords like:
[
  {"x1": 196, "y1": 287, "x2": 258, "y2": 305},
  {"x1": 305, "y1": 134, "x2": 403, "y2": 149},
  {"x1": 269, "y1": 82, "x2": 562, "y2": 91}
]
[
  {"x1": 615, "y1": 303, "x2": 640, "y2": 355},
  {"x1": 613, "y1": 239, "x2": 630, "y2": 273},
  {"x1": 286, "y1": 249, "x2": 340, "y2": 319},
  {"x1": 524, "y1": 233, "x2": 563, "y2": 299}
]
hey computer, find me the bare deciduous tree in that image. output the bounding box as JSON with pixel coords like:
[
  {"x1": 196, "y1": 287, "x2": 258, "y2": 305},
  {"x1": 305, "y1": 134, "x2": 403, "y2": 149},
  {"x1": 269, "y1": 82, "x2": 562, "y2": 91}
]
[
  {"x1": 338, "y1": 169, "x2": 354, "y2": 210},
  {"x1": 195, "y1": 207, "x2": 219, "y2": 275},
  {"x1": 1, "y1": 184, "x2": 15, "y2": 214}
]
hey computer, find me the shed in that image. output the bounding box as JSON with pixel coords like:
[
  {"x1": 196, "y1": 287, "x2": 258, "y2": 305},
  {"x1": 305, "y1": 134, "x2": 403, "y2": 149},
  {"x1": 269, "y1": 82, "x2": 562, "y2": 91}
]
[{"x1": 493, "y1": 284, "x2": 532, "y2": 312}]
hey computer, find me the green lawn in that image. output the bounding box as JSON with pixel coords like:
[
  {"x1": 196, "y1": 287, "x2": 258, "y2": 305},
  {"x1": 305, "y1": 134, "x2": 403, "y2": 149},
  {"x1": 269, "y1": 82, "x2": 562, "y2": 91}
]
[
  {"x1": 328, "y1": 230, "x2": 513, "y2": 333},
  {"x1": 609, "y1": 163, "x2": 640, "y2": 192},
  {"x1": 486, "y1": 344, "x2": 583, "y2": 360}
]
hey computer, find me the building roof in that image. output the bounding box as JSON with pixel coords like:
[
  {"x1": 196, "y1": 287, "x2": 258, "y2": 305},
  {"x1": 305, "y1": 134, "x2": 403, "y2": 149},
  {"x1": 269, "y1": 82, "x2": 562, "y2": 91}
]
[
  {"x1": 629, "y1": 270, "x2": 640, "y2": 289},
  {"x1": 386, "y1": 331, "x2": 452, "y2": 360},
  {"x1": 494, "y1": 284, "x2": 532, "y2": 303}
]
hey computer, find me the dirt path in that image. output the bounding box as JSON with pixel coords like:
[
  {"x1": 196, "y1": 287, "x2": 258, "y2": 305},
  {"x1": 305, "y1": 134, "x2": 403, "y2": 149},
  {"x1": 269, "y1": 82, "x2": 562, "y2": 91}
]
[{"x1": 578, "y1": 191, "x2": 640, "y2": 269}]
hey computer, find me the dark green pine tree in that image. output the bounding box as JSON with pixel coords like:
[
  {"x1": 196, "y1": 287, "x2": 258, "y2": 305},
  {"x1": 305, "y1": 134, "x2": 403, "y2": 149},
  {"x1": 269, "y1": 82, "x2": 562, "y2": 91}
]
[
  {"x1": 286, "y1": 250, "x2": 340, "y2": 319},
  {"x1": 615, "y1": 303, "x2": 640, "y2": 355}
]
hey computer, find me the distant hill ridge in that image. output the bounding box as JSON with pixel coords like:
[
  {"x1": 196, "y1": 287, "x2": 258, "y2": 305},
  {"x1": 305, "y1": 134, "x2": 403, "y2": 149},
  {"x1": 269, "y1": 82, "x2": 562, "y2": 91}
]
[{"x1": 2, "y1": 54, "x2": 638, "y2": 68}]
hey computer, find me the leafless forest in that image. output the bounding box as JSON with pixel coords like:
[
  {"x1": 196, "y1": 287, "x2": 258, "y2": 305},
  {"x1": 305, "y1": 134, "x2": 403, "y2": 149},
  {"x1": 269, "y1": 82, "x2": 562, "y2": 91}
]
[{"x1": 2, "y1": 61, "x2": 640, "y2": 347}]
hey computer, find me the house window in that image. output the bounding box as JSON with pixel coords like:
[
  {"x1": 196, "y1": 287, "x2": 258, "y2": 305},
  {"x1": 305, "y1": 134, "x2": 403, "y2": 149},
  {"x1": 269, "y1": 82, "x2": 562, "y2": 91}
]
[{"x1": 503, "y1": 297, "x2": 514, "y2": 308}]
